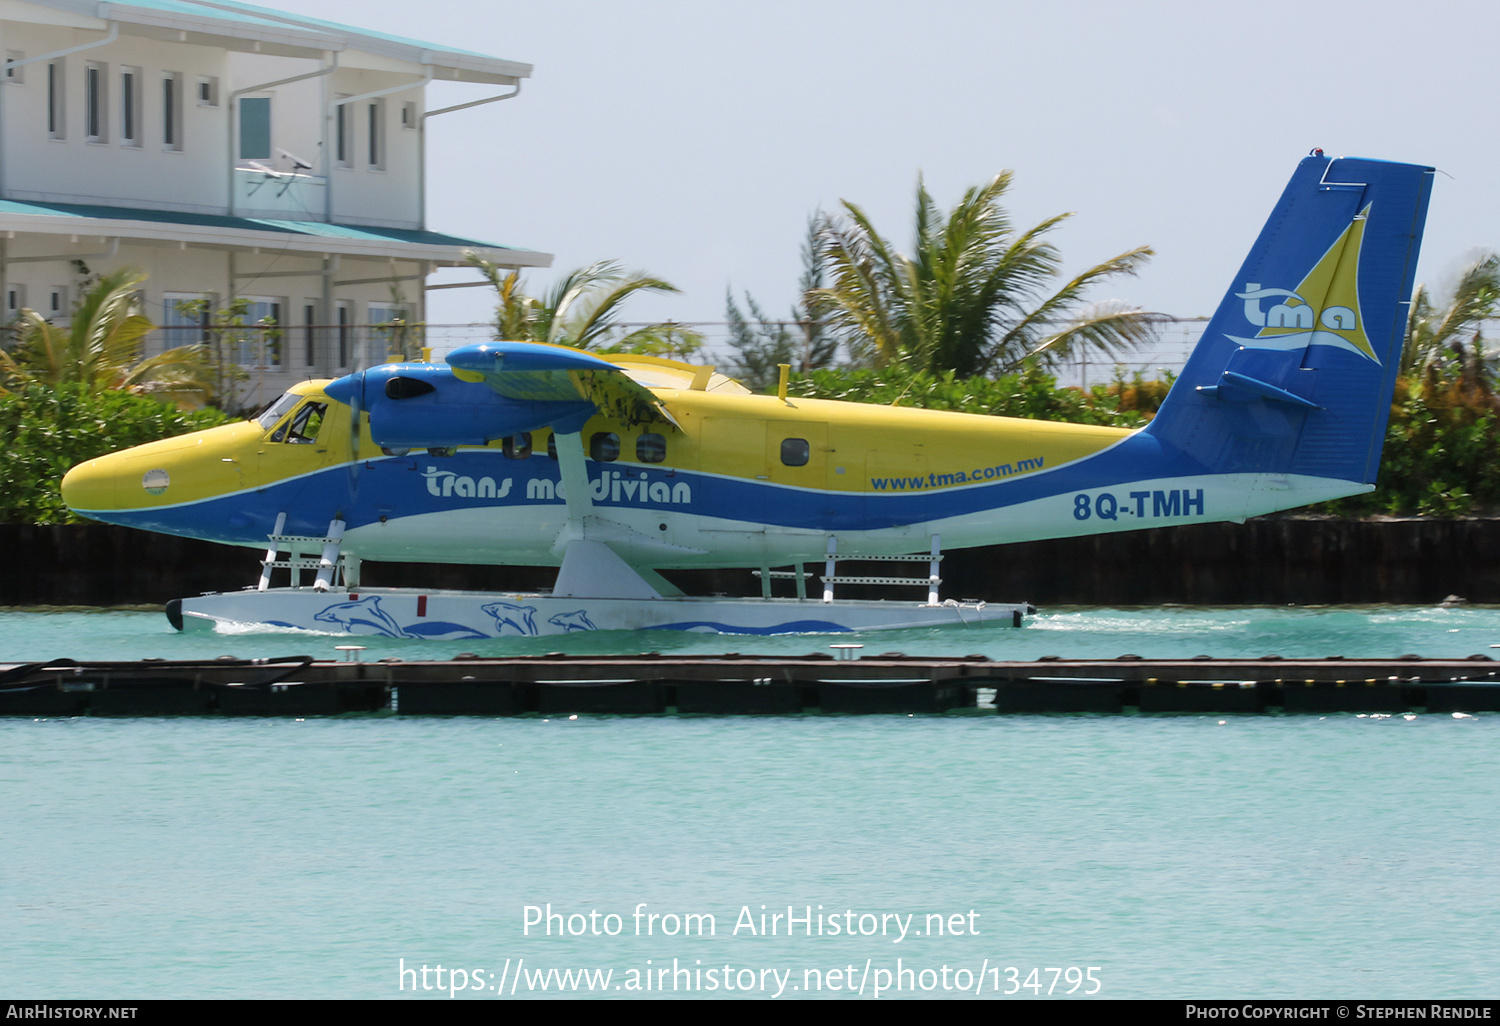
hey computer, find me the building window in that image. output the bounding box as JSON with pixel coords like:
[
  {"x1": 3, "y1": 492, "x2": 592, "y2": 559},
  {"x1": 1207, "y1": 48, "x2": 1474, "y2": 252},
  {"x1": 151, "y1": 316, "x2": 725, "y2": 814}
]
[
  {"x1": 5, "y1": 51, "x2": 24, "y2": 84},
  {"x1": 243, "y1": 297, "x2": 283, "y2": 366},
  {"x1": 238, "y1": 96, "x2": 271, "y2": 160},
  {"x1": 401, "y1": 101, "x2": 417, "y2": 129},
  {"x1": 49, "y1": 287, "x2": 67, "y2": 318},
  {"x1": 368, "y1": 303, "x2": 409, "y2": 360},
  {"x1": 335, "y1": 96, "x2": 352, "y2": 167},
  {"x1": 162, "y1": 293, "x2": 212, "y2": 346},
  {"x1": 196, "y1": 76, "x2": 218, "y2": 107},
  {"x1": 302, "y1": 302, "x2": 317, "y2": 367},
  {"x1": 6, "y1": 284, "x2": 25, "y2": 318},
  {"x1": 336, "y1": 302, "x2": 350, "y2": 367},
  {"x1": 47, "y1": 60, "x2": 64, "y2": 139},
  {"x1": 85, "y1": 62, "x2": 107, "y2": 142},
  {"x1": 162, "y1": 72, "x2": 183, "y2": 150},
  {"x1": 120, "y1": 67, "x2": 141, "y2": 146},
  {"x1": 367, "y1": 99, "x2": 384, "y2": 169}
]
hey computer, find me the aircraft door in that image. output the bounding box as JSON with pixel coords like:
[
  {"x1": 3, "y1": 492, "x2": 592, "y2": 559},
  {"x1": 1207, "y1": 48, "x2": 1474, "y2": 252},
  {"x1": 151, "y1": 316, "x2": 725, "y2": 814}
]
[
  {"x1": 699, "y1": 417, "x2": 766, "y2": 533},
  {"x1": 256, "y1": 396, "x2": 342, "y2": 504},
  {"x1": 768, "y1": 421, "x2": 836, "y2": 520},
  {"x1": 826, "y1": 435, "x2": 866, "y2": 527}
]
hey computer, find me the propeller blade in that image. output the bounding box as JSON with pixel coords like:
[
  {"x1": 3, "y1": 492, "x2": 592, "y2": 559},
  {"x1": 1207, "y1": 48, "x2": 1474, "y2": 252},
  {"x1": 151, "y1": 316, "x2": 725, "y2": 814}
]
[{"x1": 347, "y1": 370, "x2": 363, "y2": 493}]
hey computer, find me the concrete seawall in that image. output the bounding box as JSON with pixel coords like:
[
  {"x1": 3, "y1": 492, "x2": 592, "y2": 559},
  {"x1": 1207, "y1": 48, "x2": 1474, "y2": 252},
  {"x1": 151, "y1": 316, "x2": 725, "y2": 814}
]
[{"x1": 2, "y1": 518, "x2": 1495, "y2": 607}]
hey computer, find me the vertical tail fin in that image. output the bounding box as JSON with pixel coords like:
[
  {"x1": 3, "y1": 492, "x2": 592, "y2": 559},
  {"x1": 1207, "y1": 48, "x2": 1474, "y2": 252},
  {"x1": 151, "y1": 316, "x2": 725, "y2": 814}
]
[{"x1": 1146, "y1": 154, "x2": 1434, "y2": 493}]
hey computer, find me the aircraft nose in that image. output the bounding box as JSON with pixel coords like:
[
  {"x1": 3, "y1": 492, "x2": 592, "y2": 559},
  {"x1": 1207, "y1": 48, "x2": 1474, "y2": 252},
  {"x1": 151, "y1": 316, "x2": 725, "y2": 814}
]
[
  {"x1": 61, "y1": 452, "x2": 128, "y2": 515},
  {"x1": 61, "y1": 434, "x2": 206, "y2": 518}
]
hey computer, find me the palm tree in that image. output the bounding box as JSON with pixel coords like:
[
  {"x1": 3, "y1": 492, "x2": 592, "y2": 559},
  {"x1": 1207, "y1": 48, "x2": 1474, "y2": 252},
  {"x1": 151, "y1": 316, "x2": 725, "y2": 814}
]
[
  {"x1": 1401, "y1": 252, "x2": 1500, "y2": 387},
  {"x1": 811, "y1": 172, "x2": 1158, "y2": 378},
  {"x1": 725, "y1": 215, "x2": 841, "y2": 392},
  {"x1": 0, "y1": 268, "x2": 213, "y2": 406},
  {"x1": 465, "y1": 253, "x2": 702, "y2": 357}
]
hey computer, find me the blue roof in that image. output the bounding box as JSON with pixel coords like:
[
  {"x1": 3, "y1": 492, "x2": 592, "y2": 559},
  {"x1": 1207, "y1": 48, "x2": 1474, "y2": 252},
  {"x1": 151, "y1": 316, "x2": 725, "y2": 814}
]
[
  {"x1": 197, "y1": 1, "x2": 506, "y2": 63},
  {"x1": 0, "y1": 197, "x2": 550, "y2": 266}
]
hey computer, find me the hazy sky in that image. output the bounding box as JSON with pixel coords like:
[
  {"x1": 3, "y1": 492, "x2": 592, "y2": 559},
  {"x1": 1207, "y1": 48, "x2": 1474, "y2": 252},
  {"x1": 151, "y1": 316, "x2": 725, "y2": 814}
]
[{"x1": 269, "y1": 0, "x2": 1500, "y2": 333}]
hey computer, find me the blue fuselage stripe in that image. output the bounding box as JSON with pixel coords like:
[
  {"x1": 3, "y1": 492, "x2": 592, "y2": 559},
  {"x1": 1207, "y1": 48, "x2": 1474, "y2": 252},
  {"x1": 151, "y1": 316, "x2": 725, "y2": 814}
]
[{"x1": 79, "y1": 433, "x2": 1215, "y2": 544}]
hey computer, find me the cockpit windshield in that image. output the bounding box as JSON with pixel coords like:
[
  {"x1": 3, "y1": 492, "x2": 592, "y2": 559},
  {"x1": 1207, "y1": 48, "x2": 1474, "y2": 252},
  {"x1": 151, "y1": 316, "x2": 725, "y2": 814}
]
[{"x1": 255, "y1": 391, "x2": 303, "y2": 430}]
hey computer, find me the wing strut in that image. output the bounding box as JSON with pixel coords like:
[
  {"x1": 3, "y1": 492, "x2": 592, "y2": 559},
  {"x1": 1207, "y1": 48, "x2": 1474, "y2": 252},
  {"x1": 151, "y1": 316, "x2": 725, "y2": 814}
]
[{"x1": 547, "y1": 430, "x2": 695, "y2": 600}]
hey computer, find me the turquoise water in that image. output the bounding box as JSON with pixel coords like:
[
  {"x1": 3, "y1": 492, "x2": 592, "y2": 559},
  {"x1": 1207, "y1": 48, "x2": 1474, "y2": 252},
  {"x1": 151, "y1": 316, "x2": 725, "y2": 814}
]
[
  {"x1": 3, "y1": 603, "x2": 1498, "y2": 662},
  {"x1": 4, "y1": 607, "x2": 1500, "y2": 999}
]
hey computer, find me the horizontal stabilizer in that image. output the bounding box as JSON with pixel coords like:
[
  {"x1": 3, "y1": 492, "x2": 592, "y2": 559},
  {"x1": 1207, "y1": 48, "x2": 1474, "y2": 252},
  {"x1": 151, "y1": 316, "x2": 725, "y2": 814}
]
[{"x1": 1199, "y1": 370, "x2": 1321, "y2": 409}]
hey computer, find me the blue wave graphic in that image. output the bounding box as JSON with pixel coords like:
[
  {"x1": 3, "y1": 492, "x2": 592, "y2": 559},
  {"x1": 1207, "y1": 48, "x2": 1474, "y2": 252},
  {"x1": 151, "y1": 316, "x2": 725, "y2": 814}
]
[
  {"x1": 400, "y1": 621, "x2": 490, "y2": 639},
  {"x1": 652, "y1": 620, "x2": 853, "y2": 635}
]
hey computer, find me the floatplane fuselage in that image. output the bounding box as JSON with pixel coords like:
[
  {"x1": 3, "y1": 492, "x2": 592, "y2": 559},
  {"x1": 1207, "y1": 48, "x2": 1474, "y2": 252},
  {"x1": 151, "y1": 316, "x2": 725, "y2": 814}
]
[{"x1": 61, "y1": 154, "x2": 1435, "y2": 637}]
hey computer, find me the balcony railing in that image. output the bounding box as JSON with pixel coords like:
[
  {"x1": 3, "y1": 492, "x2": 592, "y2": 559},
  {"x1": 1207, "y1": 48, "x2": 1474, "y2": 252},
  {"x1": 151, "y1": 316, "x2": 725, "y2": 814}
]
[{"x1": 232, "y1": 165, "x2": 328, "y2": 221}]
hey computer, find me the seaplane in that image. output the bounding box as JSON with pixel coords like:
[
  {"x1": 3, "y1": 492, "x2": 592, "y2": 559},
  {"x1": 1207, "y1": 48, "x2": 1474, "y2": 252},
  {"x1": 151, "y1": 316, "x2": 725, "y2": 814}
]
[{"x1": 61, "y1": 153, "x2": 1434, "y2": 637}]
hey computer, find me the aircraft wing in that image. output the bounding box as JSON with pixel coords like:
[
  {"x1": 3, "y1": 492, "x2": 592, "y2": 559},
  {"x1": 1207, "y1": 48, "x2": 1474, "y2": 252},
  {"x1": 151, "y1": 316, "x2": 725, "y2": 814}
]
[
  {"x1": 446, "y1": 341, "x2": 679, "y2": 429},
  {"x1": 322, "y1": 341, "x2": 678, "y2": 450}
]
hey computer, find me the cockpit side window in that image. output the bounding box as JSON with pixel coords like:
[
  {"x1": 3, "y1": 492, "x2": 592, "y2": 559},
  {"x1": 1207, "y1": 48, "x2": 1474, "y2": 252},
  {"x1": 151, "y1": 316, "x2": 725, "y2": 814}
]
[{"x1": 270, "y1": 401, "x2": 328, "y2": 444}]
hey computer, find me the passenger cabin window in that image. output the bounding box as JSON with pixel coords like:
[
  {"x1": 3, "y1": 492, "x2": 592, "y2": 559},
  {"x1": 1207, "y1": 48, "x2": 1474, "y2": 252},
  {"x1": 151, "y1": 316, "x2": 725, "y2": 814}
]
[
  {"x1": 503, "y1": 433, "x2": 531, "y2": 459},
  {"x1": 637, "y1": 432, "x2": 666, "y2": 464},
  {"x1": 781, "y1": 437, "x2": 810, "y2": 467},
  {"x1": 590, "y1": 432, "x2": 620, "y2": 462},
  {"x1": 270, "y1": 401, "x2": 327, "y2": 444}
]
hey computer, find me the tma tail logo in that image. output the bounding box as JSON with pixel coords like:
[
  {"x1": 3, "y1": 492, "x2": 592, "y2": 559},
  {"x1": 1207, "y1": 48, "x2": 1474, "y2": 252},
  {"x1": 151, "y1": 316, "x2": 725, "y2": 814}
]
[{"x1": 1229, "y1": 204, "x2": 1379, "y2": 362}]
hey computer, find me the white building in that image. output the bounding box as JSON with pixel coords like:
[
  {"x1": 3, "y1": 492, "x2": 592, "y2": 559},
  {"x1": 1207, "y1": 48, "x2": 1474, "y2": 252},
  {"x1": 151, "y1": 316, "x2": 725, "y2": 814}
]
[{"x1": 0, "y1": 0, "x2": 549, "y2": 408}]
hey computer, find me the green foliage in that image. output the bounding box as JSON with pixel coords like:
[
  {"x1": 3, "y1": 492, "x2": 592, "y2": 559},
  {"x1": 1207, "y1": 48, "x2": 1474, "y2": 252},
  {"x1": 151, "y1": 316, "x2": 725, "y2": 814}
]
[
  {"x1": 167, "y1": 296, "x2": 262, "y2": 413},
  {"x1": 466, "y1": 252, "x2": 703, "y2": 356},
  {"x1": 0, "y1": 384, "x2": 232, "y2": 524},
  {"x1": 372, "y1": 281, "x2": 425, "y2": 363},
  {"x1": 1317, "y1": 252, "x2": 1500, "y2": 516},
  {"x1": 595, "y1": 324, "x2": 703, "y2": 362},
  {"x1": 1402, "y1": 254, "x2": 1500, "y2": 379},
  {"x1": 791, "y1": 363, "x2": 1171, "y2": 428},
  {"x1": 1318, "y1": 377, "x2": 1500, "y2": 516},
  {"x1": 725, "y1": 216, "x2": 840, "y2": 392},
  {"x1": 725, "y1": 290, "x2": 794, "y2": 392},
  {"x1": 1, "y1": 268, "x2": 214, "y2": 407},
  {"x1": 812, "y1": 172, "x2": 1159, "y2": 377}
]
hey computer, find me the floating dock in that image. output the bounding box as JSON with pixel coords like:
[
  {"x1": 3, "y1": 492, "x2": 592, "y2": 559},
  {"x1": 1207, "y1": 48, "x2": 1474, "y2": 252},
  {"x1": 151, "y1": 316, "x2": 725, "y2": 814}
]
[{"x1": 4, "y1": 652, "x2": 1500, "y2": 716}]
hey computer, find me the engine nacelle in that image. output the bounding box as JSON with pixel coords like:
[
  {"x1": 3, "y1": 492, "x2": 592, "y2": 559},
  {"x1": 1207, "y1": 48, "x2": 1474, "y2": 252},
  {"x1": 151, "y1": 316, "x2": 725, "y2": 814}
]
[{"x1": 324, "y1": 363, "x2": 594, "y2": 448}]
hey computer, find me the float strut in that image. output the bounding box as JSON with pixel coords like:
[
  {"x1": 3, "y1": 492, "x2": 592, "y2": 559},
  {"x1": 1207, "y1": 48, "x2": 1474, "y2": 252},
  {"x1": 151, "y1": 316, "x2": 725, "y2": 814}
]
[{"x1": 313, "y1": 518, "x2": 346, "y2": 592}]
